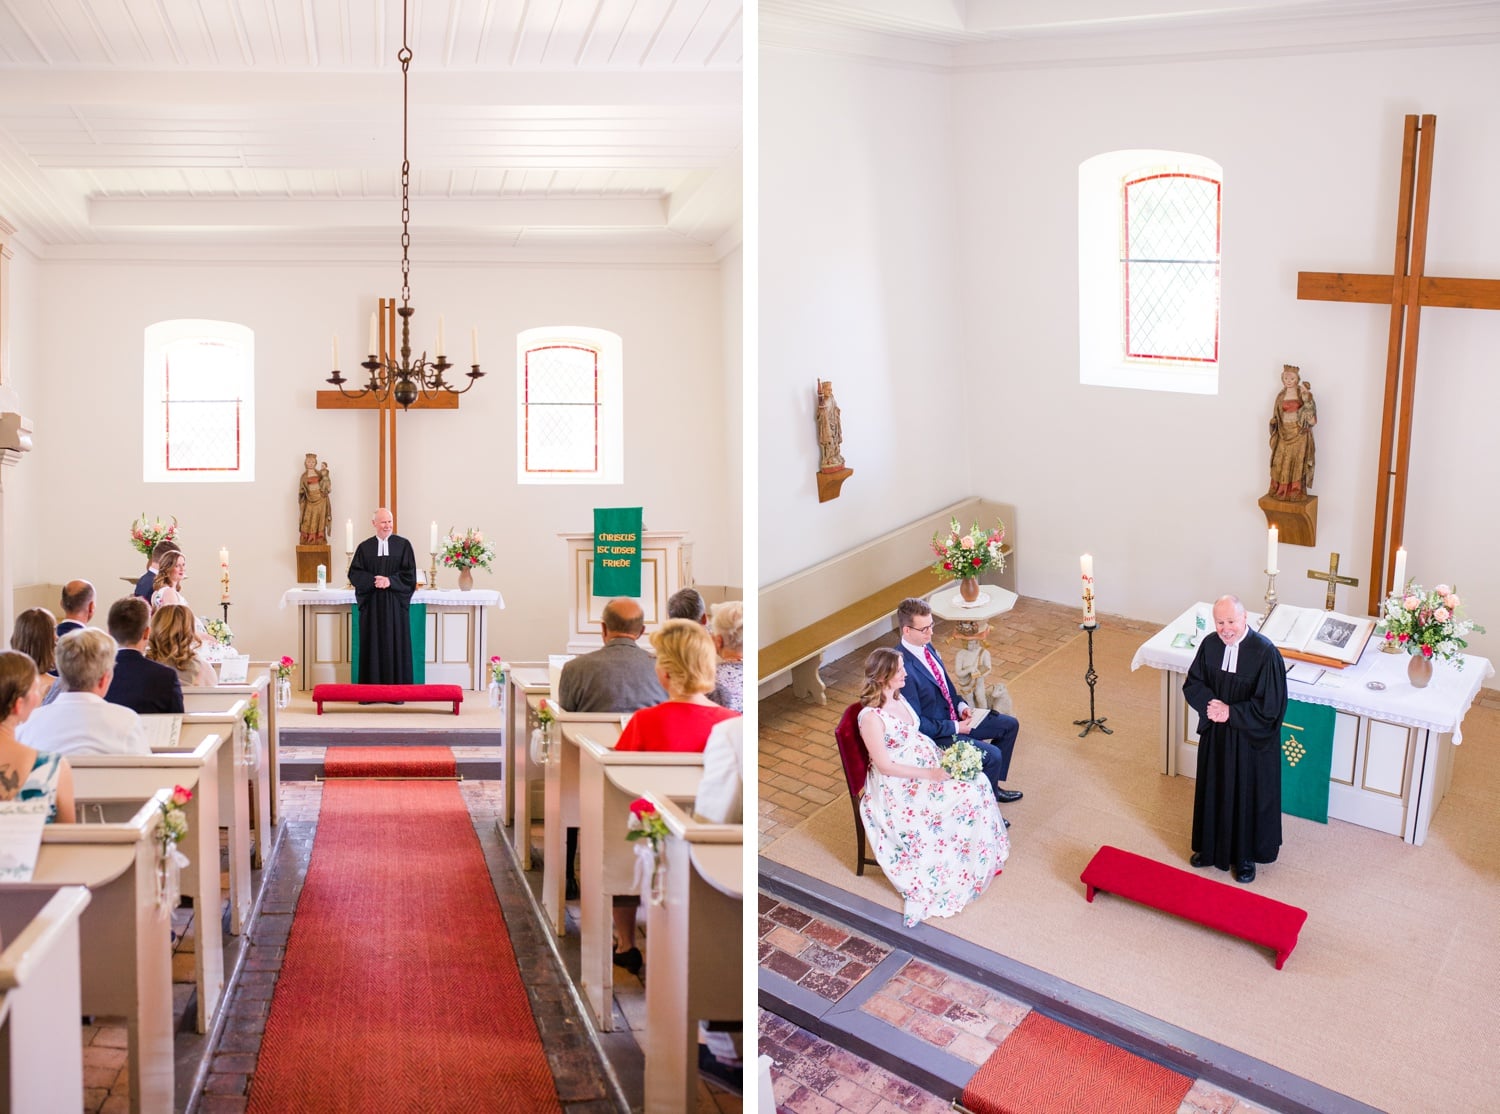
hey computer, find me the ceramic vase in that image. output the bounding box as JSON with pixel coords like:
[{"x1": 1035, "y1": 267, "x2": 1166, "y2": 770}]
[
  {"x1": 458, "y1": 566, "x2": 475, "y2": 591},
  {"x1": 1407, "y1": 653, "x2": 1434, "y2": 688},
  {"x1": 959, "y1": 576, "x2": 980, "y2": 603}
]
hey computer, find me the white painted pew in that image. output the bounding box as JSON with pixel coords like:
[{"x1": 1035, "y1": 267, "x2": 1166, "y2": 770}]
[
  {"x1": 182, "y1": 688, "x2": 273, "y2": 869},
  {"x1": 573, "y1": 730, "x2": 704, "y2": 1032},
  {"x1": 642, "y1": 793, "x2": 743, "y2": 1114},
  {"x1": 175, "y1": 711, "x2": 253, "y2": 934},
  {"x1": 541, "y1": 715, "x2": 628, "y2": 937},
  {"x1": 0, "y1": 790, "x2": 175, "y2": 1114},
  {"x1": 504, "y1": 664, "x2": 550, "y2": 866},
  {"x1": 0, "y1": 885, "x2": 90, "y2": 1113},
  {"x1": 69, "y1": 731, "x2": 227, "y2": 1033},
  {"x1": 190, "y1": 658, "x2": 279, "y2": 827}
]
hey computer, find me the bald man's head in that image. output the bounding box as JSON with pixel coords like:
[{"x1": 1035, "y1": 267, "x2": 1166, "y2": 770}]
[{"x1": 601, "y1": 598, "x2": 646, "y2": 640}]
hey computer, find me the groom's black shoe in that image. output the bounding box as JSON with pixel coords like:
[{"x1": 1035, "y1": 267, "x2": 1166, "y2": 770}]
[{"x1": 994, "y1": 788, "x2": 1024, "y2": 803}]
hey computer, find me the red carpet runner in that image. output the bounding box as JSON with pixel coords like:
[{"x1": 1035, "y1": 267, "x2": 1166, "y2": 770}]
[
  {"x1": 249, "y1": 747, "x2": 562, "y2": 1112},
  {"x1": 322, "y1": 745, "x2": 458, "y2": 779},
  {"x1": 961, "y1": 1012, "x2": 1193, "y2": 1114}
]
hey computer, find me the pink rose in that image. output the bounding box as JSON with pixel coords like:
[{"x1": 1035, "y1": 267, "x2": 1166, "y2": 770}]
[
  {"x1": 1434, "y1": 584, "x2": 1451, "y2": 596},
  {"x1": 1403, "y1": 596, "x2": 1420, "y2": 611},
  {"x1": 960, "y1": 536, "x2": 974, "y2": 549},
  {"x1": 629, "y1": 797, "x2": 654, "y2": 818},
  {"x1": 1445, "y1": 593, "x2": 1460, "y2": 608},
  {"x1": 1434, "y1": 607, "x2": 1451, "y2": 622},
  {"x1": 171, "y1": 785, "x2": 193, "y2": 806},
  {"x1": 1422, "y1": 645, "x2": 1434, "y2": 658}
]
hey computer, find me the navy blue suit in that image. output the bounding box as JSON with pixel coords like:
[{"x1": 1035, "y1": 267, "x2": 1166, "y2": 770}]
[
  {"x1": 105, "y1": 648, "x2": 184, "y2": 715},
  {"x1": 134, "y1": 570, "x2": 157, "y2": 600},
  {"x1": 898, "y1": 643, "x2": 1018, "y2": 793}
]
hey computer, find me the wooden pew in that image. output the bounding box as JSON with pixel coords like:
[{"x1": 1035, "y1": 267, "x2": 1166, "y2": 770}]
[
  {"x1": 505, "y1": 664, "x2": 550, "y2": 869},
  {"x1": 69, "y1": 731, "x2": 228, "y2": 1033},
  {"x1": 151, "y1": 712, "x2": 254, "y2": 935},
  {"x1": 572, "y1": 728, "x2": 704, "y2": 1032},
  {"x1": 499, "y1": 661, "x2": 547, "y2": 830},
  {"x1": 642, "y1": 792, "x2": 743, "y2": 1114},
  {"x1": 0, "y1": 886, "x2": 91, "y2": 1113},
  {"x1": 541, "y1": 714, "x2": 629, "y2": 937},
  {"x1": 193, "y1": 657, "x2": 279, "y2": 826},
  {"x1": 183, "y1": 689, "x2": 273, "y2": 870},
  {"x1": 0, "y1": 790, "x2": 175, "y2": 1114}
]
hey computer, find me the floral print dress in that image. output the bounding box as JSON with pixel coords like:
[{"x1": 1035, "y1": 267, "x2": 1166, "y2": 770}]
[{"x1": 858, "y1": 701, "x2": 1009, "y2": 927}]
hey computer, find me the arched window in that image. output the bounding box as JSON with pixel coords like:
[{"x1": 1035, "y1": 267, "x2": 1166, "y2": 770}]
[
  {"x1": 516, "y1": 326, "x2": 623, "y2": 485},
  {"x1": 1079, "y1": 150, "x2": 1223, "y2": 394},
  {"x1": 143, "y1": 319, "x2": 255, "y2": 482}
]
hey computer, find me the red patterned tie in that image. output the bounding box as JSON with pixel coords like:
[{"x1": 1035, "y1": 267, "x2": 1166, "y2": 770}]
[{"x1": 924, "y1": 646, "x2": 957, "y2": 720}]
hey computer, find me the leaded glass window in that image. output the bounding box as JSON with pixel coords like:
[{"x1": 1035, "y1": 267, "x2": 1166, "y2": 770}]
[
  {"x1": 1122, "y1": 172, "x2": 1221, "y2": 363},
  {"x1": 143, "y1": 320, "x2": 255, "y2": 482},
  {"x1": 524, "y1": 344, "x2": 599, "y2": 474}
]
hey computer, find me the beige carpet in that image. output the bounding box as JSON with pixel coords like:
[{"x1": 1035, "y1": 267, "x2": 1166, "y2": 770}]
[{"x1": 762, "y1": 629, "x2": 1500, "y2": 1113}]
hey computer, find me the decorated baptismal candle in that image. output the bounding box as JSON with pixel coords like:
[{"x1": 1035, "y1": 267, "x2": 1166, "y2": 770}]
[{"x1": 1081, "y1": 554, "x2": 1096, "y2": 624}]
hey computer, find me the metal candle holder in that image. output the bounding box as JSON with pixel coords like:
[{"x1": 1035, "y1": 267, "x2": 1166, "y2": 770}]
[
  {"x1": 429, "y1": 551, "x2": 440, "y2": 589},
  {"x1": 1264, "y1": 569, "x2": 1279, "y2": 619},
  {"x1": 345, "y1": 547, "x2": 354, "y2": 589},
  {"x1": 1073, "y1": 622, "x2": 1111, "y2": 737}
]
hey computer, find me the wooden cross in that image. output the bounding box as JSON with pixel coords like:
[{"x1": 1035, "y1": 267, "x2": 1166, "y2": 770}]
[
  {"x1": 316, "y1": 298, "x2": 458, "y2": 530},
  {"x1": 1298, "y1": 114, "x2": 1500, "y2": 615},
  {"x1": 1307, "y1": 552, "x2": 1359, "y2": 612}
]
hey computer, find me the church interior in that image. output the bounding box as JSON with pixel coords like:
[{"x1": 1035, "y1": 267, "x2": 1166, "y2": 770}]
[{"x1": 758, "y1": 2, "x2": 1499, "y2": 1113}]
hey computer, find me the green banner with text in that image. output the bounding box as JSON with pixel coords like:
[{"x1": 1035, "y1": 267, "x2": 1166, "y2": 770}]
[
  {"x1": 1281, "y1": 698, "x2": 1335, "y2": 823},
  {"x1": 593, "y1": 507, "x2": 643, "y2": 597}
]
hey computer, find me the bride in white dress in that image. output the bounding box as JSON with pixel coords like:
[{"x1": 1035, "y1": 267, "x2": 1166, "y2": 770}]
[{"x1": 856, "y1": 647, "x2": 1008, "y2": 927}]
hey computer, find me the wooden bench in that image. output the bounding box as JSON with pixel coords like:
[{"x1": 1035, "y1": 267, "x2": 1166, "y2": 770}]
[
  {"x1": 0, "y1": 886, "x2": 90, "y2": 1113},
  {"x1": 1080, "y1": 845, "x2": 1308, "y2": 969},
  {"x1": 312, "y1": 683, "x2": 463, "y2": 714},
  {"x1": 759, "y1": 567, "x2": 935, "y2": 704}
]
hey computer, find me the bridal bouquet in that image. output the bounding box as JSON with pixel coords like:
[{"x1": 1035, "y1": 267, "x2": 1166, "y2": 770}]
[
  {"x1": 1377, "y1": 583, "x2": 1484, "y2": 665},
  {"x1": 939, "y1": 739, "x2": 985, "y2": 781},
  {"x1": 203, "y1": 618, "x2": 233, "y2": 645}
]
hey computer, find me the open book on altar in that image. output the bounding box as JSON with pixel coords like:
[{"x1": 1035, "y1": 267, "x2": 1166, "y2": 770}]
[{"x1": 1258, "y1": 604, "x2": 1375, "y2": 667}]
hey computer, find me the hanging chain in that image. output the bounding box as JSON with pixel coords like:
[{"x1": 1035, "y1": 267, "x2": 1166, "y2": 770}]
[{"x1": 398, "y1": 2, "x2": 413, "y2": 312}]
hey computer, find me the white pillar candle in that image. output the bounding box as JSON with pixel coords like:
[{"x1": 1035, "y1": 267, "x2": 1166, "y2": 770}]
[
  {"x1": 332, "y1": 334, "x2": 339, "y2": 369},
  {"x1": 219, "y1": 547, "x2": 229, "y2": 568},
  {"x1": 1081, "y1": 554, "x2": 1096, "y2": 622},
  {"x1": 430, "y1": 521, "x2": 439, "y2": 553},
  {"x1": 368, "y1": 312, "x2": 378, "y2": 356},
  {"x1": 471, "y1": 326, "x2": 479, "y2": 365},
  {"x1": 346, "y1": 518, "x2": 354, "y2": 552},
  {"x1": 1393, "y1": 546, "x2": 1408, "y2": 593},
  {"x1": 1267, "y1": 526, "x2": 1279, "y2": 575}
]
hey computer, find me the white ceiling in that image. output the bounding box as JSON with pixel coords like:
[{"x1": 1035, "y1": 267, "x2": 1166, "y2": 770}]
[{"x1": 0, "y1": 0, "x2": 743, "y2": 261}]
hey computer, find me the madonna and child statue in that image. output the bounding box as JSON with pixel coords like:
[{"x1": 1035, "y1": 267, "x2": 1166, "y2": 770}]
[{"x1": 296, "y1": 453, "x2": 334, "y2": 583}]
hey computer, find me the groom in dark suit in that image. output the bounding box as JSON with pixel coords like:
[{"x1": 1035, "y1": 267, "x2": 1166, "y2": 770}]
[{"x1": 896, "y1": 597, "x2": 1023, "y2": 804}]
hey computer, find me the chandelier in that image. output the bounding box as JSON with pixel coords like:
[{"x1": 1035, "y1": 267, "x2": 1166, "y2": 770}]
[{"x1": 327, "y1": 2, "x2": 484, "y2": 410}]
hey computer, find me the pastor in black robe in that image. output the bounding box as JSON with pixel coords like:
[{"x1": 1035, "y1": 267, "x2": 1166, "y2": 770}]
[
  {"x1": 1182, "y1": 626, "x2": 1287, "y2": 871},
  {"x1": 348, "y1": 533, "x2": 417, "y2": 685}
]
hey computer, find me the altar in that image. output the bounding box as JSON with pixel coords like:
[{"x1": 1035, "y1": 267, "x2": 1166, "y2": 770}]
[
  {"x1": 280, "y1": 587, "x2": 503, "y2": 690},
  {"x1": 1133, "y1": 603, "x2": 1494, "y2": 845}
]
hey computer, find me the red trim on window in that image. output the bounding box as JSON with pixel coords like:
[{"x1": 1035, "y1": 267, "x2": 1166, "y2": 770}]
[{"x1": 523, "y1": 344, "x2": 600, "y2": 474}]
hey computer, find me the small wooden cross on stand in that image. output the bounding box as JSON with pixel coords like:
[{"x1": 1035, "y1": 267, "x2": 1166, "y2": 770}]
[{"x1": 1307, "y1": 552, "x2": 1359, "y2": 611}]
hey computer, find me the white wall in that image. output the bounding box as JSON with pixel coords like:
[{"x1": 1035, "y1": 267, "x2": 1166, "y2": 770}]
[
  {"x1": 20, "y1": 256, "x2": 735, "y2": 662},
  {"x1": 720, "y1": 243, "x2": 745, "y2": 592},
  {"x1": 952, "y1": 42, "x2": 1500, "y2": 662},
  {"x1": 758, "y1": 47, "x2": 970, "y2": 585}
]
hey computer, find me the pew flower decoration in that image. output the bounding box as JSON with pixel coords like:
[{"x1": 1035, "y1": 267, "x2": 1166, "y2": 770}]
[
  {"x1": 488, "y1": 656, "x2": 506, "y2": 708},
  {"x1": 242, "y1": 694, "x2": 260, "y2": 731},
  {"x1": 1377, "y1": 583, "x2": 1484, "y2": 666},
  {"x1": 130, "y1": 514, "x2": 179, "y2": 557},
  {"x1": 273, "y1": 655, "x2": 296, "y2": 680},
  {"x1": 204, "y1": 618, "x2": 233, "y2": 646},
  {"x1": 156, "y1": 785, "x2": 192, "y2": 913},
  {"x1": 930, "y1": 517, "x2": 1007, "y2": 581},
  {"x1": 440, "y1": 528, "x2": 497, "y2": 571},
  {"x1": 626, "y1": 797, "x2": 671, "y2": 905},
  {"x1": 938, "y1": 738, "x2": 985, "y2": 782},
  {"x1": 530, "y1": 698, "x2": 559, "y2": 765}
]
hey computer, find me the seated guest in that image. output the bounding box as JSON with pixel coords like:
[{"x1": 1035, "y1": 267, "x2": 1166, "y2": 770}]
[
  {"x1": 104, "y1": 597, "x2": 184, "y2": 714},
  {"x1": 149, "y1": 551, "x2": 189, "y2": 612},
  {"x1": 147, "y1": 604, "x2": 216, "y2": 688},
  {"x1": 611, "y1": 620, "x2": 740, "y2": 972},
  {"x1": 136, "y1": 539, "x2": 181, "y2": 601},
  {"x1": 0, "y1": 650, "x2": 76, "y2": 822},
  {"x1": 857, "y1": 647, "x2": 1008, "y2": 927},
  {"x1": 18, "y1": 629, "x2": 150, "y2": 757},
  {"x1": 616, "y1": 619, "x2": 739, "y2": 753},
  {"x1": 558, "y1": 598, "x2": 668, "y2": 713},
  {"x1": 708, "y1": 600, "x2": 744, "y2": 711},
  {"x1": 693, "y1": 716, "x2": 743, "y2": 824},
  {"x1": 56, "y1": 579, "x2": 96, "y2": 637},
  {"x1": 10, "y1": 607, "x2": 61, "y2": 704},
  {"x1": 667, "y1": 586, "x2": 708, "y2": 625},
  {"x1": 556, "y1": 597, "x2": 667, "y2": 900}
]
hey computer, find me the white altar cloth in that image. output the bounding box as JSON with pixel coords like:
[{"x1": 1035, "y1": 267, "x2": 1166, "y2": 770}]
[
  {"x1": 1132, "y1": 603, "x2": 1493, "y2": 744},
  {"x1": 279, "y1": 588, "x2": 503, "y2": 608}
]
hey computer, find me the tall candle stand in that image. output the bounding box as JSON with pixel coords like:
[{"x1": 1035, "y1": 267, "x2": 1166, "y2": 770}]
[
  {"x1": 220, "y1": 600, "x2": 231, "y2": 626},
  {"x1": 1073, "y1": 621, "x2": 1111, "y2": 738},
  {"x1": 429, "y1": 550, "x2": 440, "y2": 589},
  {"x1": 1263, "y1": 569, "x2": 1279, "y2": 621},
  {"x1": 345, "y1": 546, "x2": 354, "y2": 589}
]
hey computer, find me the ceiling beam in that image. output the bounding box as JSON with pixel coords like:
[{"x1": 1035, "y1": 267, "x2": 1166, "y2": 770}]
[{"x1": 87, "y1": 195, "x2": 669, "y2": 230}]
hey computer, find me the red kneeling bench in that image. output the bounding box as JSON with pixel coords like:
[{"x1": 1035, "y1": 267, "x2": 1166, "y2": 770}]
[
  {"x1": 312, "y1": 683, "x2": 464, "y2": 715},
  {"x1": 1080, "y1": 845, "x2": 1308, "y2": 970}
]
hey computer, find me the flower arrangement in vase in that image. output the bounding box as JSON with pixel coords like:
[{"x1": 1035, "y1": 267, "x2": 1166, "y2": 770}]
[
  {"x1": 272, "y1": 655, "x2": 295, "y2": 709},
  {"x1": 930, "y1": 517, "x2": 1007, "y2": 602},
  {"x1": 1376, "y1": 582, "x2": 1484, "y2": 687},
  {"x1": 440, "y1": 528, "x2": 498, "y2": 590},
  {"x1": 626, "y1": 797, "x2": 671, "y2": 904},
  {"x1": 156, "y1": 785, "x2": 192, "y2": 911},
  {"x1": 130, "y1": 514, "x2": 179, "y2": 557}
]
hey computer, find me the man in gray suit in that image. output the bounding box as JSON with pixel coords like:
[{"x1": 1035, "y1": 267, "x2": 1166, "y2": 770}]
[
  {"x1": 556, "y1": 597, "x2": 666, "y2": 899},
  {"x1": 557, "y1": 598, "x2": 667, "y2": 714}
]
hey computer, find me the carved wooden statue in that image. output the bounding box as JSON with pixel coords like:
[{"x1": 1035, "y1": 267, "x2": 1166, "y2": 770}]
[
  {"x1": 1268, "y1": 364, "x2": 1316, "y2": 501},
  {"x1": 815, "y1": 379, "x2": 844, "y2": 471},
  {"x1": 298, "y1": 452, "x2": 332, "y2": 544}
]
